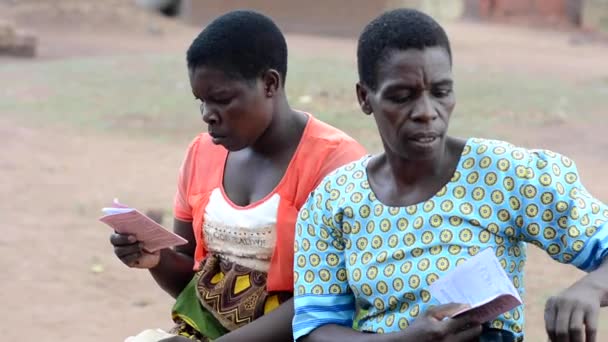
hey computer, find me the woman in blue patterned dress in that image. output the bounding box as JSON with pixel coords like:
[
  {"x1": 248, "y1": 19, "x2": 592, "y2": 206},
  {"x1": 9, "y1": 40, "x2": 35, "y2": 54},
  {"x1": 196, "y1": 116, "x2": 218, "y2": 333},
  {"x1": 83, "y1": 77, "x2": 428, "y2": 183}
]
[{"x1": 292, "y1": 9, "x2": 608, "y2": 342}]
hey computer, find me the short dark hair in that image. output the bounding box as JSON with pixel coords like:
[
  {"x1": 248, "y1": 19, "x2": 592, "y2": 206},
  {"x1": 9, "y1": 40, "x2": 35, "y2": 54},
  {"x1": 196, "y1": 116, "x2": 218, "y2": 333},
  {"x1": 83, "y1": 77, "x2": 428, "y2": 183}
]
[
  {"x1": 186, "y1": 10, "x2": 288, "y2": 85},
  {"x1": 357, "y1": 8, "x2": 452, "y2": 91}
]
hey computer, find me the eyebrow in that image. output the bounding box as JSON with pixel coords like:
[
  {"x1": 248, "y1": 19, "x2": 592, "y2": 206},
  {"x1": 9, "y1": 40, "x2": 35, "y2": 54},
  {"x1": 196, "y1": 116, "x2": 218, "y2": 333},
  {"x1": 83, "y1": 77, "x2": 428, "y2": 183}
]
[
  {"x1": 432, "y1": 79, "x2": 454, "y2": 87},
  {"x1": 381, "y1": 82, "x2": 417, "y2": 93},
  {"x1": 381, "y1": 78, "x2": 453, "y2": 93},
  {"x1": 193, "y1": 87, "x2": 234, "y2": 99}
]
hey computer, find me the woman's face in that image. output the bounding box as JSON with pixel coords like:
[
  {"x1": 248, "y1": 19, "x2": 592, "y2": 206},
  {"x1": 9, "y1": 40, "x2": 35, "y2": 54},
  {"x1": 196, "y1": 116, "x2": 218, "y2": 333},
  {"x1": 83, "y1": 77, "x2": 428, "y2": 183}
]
[
  {"x1": 189, "y1": 66, "x2": 274, "y2": 151},
  {"x1": 358, "y1": 46, "x2": 455, "y2": 161}
]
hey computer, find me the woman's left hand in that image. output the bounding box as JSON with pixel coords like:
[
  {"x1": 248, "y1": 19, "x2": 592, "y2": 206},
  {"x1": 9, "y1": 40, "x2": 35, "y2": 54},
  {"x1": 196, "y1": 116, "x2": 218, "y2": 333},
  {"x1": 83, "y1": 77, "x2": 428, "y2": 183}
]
[{"x1": 544, "y1": 282, "x2": 601, "y2": 342}]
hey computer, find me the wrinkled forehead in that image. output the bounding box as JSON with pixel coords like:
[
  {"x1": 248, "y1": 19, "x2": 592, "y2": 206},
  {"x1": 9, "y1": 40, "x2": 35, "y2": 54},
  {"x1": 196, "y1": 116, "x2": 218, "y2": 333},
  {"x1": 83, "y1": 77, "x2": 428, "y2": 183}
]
[{"x1": 376, "y1": 46, "x2": 452, "y2": 87}]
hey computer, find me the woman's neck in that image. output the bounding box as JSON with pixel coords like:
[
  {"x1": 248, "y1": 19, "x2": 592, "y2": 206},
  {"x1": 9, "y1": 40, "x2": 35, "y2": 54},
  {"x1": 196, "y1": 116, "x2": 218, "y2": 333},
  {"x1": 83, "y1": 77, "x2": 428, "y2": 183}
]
[
  {"x1": 385, "y1": 142, "x2": 449, "y2": 187},
  {"x1": 369, "y1": 136, "x2": 465, "y2": 206},
  {"x1": 249, "y1": 94, "x2": 307, "y2": 156}
]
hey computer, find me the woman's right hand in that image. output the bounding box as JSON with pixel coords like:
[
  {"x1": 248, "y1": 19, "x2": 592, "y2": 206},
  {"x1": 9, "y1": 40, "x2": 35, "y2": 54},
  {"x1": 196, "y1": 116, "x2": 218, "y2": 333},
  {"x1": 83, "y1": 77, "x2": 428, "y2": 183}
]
[
  {"x1": 399, "y1": 303, "x2": 482, "y2": 342},
  {"x1": 110, "y1": 233, "x2": 161, "y2": 269}
]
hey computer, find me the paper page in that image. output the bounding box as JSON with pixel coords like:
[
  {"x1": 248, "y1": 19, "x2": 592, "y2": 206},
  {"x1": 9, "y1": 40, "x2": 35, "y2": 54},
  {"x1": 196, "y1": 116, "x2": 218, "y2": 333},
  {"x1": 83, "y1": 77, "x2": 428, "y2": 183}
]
[
  {"x1": 102, "y1": 207, "x2": 135, "y2": 215},
  {"x1": 99, "y1": 202, "x2": 187, "y2": 253},
  {"x1": 429, "y1": 247, "x2": 522, "y2": 323},
  {"x1": 454, "y1": 294, "x2": 522, "y2": 323}
]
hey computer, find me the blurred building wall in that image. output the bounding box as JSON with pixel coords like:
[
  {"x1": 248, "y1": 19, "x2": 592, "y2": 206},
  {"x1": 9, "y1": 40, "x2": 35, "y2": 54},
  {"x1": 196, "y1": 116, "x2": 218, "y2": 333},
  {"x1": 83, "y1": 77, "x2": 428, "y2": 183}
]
[
  {"x1": 178, "y1": 0, "x2": 607, "y2": 36},
  {"x1": 180, "y1": 0, "x2": 388, "y2": 37},
  {"x1": 465, "y1": 0, "x2": 582, "y2": 26}
]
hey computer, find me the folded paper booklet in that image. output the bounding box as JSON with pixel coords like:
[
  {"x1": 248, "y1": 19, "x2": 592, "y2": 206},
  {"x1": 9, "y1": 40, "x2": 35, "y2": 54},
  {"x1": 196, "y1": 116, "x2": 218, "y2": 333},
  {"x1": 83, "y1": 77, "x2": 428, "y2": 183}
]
[
  {"x1": 99, "y1": 199, "x2": 187, "y2": 253},
  {"x1": 428, "y1": 247, "x2": 522, "y2": 324}
]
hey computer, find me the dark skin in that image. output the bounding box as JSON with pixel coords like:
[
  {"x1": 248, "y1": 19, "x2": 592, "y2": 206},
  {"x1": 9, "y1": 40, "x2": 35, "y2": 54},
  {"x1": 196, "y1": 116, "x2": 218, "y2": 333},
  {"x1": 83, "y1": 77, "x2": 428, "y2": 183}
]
[
  {"x1": 361, "y1": 47, "x2": 462, "y2": 208},
  {"x1": 110, "y1": 65, "x2": 308, "y2": 342},
  {"x1": 302, "y1": 46, "x2": 480, "y2": 342},
  {"x1": 544, "y1": 261, "x2": 608, "y2": 342},
  {"x1": 302, "y1": 304, "x2": 481, "y2": 342},
  {"x1": 304, "y1": 46, "x2": 608, "y2": 342}
]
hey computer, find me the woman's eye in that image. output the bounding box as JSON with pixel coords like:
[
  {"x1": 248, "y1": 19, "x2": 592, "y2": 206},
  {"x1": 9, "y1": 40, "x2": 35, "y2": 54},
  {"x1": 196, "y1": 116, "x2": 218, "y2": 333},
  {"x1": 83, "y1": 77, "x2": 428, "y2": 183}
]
[
  {"x1": 213, "y1": 97, "x2": 232, "y2": 105},
  {"x1": 388, "y1": 94, "x2": 411, "y2": 104},
  {"x1": 433, "y1": 89, "x2": 452, "y2": 98}
]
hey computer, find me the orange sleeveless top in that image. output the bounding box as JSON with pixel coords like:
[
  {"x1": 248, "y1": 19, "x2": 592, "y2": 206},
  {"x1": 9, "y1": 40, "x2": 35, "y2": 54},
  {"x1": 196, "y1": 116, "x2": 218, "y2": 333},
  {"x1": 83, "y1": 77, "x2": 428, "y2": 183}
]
[{"x1": 173, "y1": 115, "x2": 366, "y2": 292}]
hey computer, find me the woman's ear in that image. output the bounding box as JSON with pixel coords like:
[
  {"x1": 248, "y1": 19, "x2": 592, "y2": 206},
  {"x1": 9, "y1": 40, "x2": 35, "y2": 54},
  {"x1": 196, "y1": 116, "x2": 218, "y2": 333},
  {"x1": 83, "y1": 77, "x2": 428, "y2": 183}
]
[
  {"x1": 356, "y1": 82, "x2": 373, "y2": 115},
  {"x1": 262, "y1": 69, "x2": 281, "y2": 97}
]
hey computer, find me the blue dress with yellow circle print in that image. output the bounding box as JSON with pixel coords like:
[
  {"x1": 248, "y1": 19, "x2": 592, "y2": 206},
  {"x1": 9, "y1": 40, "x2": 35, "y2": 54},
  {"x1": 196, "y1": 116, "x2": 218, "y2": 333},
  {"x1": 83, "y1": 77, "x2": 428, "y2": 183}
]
[{"x1": 292, "y1": 138, "x2": 608, "y2": 341}]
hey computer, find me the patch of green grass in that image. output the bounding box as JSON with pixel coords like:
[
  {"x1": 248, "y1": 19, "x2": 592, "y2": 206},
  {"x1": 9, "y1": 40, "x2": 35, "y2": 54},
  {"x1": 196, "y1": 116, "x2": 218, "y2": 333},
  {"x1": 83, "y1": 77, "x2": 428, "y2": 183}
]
[
  {"x1": 451, "y1": 67, "x2": 600, "y2": 139},
  {"x1": 1, "y1": 53, "x2": 604, "y2": 150},
  {"x1": 0, "y1": 54, "x2": 199, "y2": 142}
]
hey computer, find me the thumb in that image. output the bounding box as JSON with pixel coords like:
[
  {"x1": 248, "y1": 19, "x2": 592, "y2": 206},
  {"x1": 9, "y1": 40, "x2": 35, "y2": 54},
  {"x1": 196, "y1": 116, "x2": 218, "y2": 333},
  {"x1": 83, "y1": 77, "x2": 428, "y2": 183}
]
[{"x1": 426, "y1": 303, "x2": 471, "y2": 320}]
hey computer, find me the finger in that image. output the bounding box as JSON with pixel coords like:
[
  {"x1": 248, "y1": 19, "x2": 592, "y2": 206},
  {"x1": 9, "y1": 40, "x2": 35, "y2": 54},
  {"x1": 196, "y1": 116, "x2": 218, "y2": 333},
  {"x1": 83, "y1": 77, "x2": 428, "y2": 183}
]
[
  {"x1": 450, "y1": 324, "x2": 482, "y2": 342},
  {"x1": 426, "y1": 302, "x2": 470, "y2": 320},
  {"x1": 110, "y1": 233, "x2": 137, "y2": 246},
  {"x1": 554, "y1": 301, "x2": 575, "y2": 342},
  {"x1": 440, "y1": 315, "x2": 479, "y2": 335},
  {"x1": 584, "y1": 306, "x2": 599, "y2": 342},
  {"x1": 568, "y1": 307, "x2": 585, "y2": 342},
  {"x1": 544, "y1": 297, "x2": 557, "y2": 341},
  {"x1": 114, "y1": 243, "x2": 143, "y2": 259},
  {"x1": 122, "y1": 251, "x2": 143, "y2": 266}
]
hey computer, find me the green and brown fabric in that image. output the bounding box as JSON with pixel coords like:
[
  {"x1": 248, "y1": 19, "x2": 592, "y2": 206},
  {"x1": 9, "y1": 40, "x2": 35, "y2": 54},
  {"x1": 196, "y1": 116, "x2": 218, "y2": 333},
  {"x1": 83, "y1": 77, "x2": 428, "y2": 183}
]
[{"x1": 171, "y1": 255, "x2": 292, "y2": 340}]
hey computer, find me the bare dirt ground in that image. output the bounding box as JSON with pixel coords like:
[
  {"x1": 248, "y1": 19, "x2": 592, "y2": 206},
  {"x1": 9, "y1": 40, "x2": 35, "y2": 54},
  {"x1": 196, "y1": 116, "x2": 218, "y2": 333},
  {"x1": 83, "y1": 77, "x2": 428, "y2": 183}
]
[{"x1": 1, "y1": 3, "x2": 608, "y2": 341}]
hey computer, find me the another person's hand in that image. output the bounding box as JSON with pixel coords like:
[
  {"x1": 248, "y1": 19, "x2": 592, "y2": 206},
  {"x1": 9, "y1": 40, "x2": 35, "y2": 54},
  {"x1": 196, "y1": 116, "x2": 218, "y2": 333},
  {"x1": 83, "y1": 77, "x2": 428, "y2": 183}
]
[
  {"x1": 544, "y1": 282, "x2": 600, "y2": 342},
  {"x1": 110, "y1": 233, "x2": 161, "y2": 269},
  {"x1": 400, "y1": 303, "x2": 482, "y2": 342}
]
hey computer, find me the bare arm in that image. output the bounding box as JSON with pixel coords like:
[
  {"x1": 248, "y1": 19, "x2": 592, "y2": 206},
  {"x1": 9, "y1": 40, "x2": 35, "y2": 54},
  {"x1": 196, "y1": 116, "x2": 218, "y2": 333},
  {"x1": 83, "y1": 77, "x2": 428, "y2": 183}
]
[
  {"x1": 111, "y1": 218, "x2": 197, "y2": 298},
  {"x1": 301, "y1": 304, "x2": 481, "y2": 342},
  {"x1": 579, "y1": 258, "x2": 608, "y2": 307},
  {"x1": 149, "y1": 218, "x2": 197, "y2": 298},
  {"x1": 301, "y1": 324, "x2": 398, "y2": 342},
  {"x1": 545, "y1": 257, "x2": 608, "y2": 342},
  {"x1": 215, "y1": 298, "x2": 294, "y2": 342}
]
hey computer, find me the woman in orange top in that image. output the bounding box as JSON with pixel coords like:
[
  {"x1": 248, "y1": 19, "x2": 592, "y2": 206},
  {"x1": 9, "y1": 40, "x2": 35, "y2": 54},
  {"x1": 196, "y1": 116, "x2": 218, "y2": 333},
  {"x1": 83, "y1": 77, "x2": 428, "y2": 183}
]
[{"x1": 110, "y1": 10, "x2": 365, "y2": 342}]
